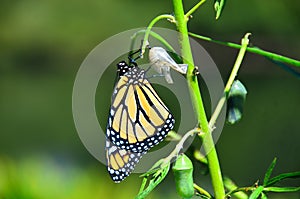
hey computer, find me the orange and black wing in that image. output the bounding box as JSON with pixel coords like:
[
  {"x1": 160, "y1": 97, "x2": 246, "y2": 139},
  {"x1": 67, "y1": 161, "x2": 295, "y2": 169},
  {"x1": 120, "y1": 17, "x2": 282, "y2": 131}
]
[
  {"x1": 105, "y1": 138, "x2": 145, "y2": 182},
  {"x1": 105, "y1": 61, "x2": 175, "y2": 182},
  {"x1": 106, "y1": 66, "x2": 175, "y2": 153}
]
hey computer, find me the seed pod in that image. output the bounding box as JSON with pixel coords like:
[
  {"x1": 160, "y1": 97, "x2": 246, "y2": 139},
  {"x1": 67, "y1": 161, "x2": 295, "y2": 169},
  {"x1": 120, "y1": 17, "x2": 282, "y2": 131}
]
[
  {"x1": 149, "y1": 47, "x2": 188, "y2": 84},
  {"x1": 172, "y1": 154, "x2": 194, "y2": 198},
  {"x1": 227, "y1": 80, "x2": 247, "y2": 124}
]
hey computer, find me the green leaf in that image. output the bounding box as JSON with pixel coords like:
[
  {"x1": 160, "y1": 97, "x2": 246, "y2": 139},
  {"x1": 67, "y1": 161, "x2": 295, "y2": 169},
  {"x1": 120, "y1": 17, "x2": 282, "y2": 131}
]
[
  {"x1": 266, "y1": 171, "x2": 300, "y2": 187},
  {"x1": 135, "y1": 163, "x2": 170, "y2": 199},
  {"x1": 193, "y1": 150, "x2": 208, "y2": 165},
  {"x1": 263, "y1": 158, "x2": 277, "y2": 186},
  {"x1": 139, "y1": 159, "x2": 164, "y2": 177},
  {"x1": 223, "y1": 177, "x2": 248, "y2": 199},
  {"x1": 214, "y1": 0, "x2": 226, "y2": 19},
  {"x1": 260, "y1": 192, "x2": 268, "y2": 199},
  {"x1": 264, "y1": 186, "x2": 300, "y2": 193},
  {"x1": 249, "y1": 186, "x2": 264, "y2": 199}
]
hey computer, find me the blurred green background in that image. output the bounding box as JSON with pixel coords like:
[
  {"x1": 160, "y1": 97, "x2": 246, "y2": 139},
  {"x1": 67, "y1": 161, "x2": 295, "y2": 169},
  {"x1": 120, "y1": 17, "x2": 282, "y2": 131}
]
[{"x1": 0, "y1": 0, "x2": 299, "y2": 198}]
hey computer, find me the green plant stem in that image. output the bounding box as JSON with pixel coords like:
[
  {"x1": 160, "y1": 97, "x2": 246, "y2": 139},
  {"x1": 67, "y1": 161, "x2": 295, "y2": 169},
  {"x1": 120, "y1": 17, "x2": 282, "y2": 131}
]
[
  {"x1": 138, "y1": 177, "x2": 148, "y2": 195},
  {"x1": 209, "y1": 33, "x2": 251, "y2": 128},
  {"x1": 166, "y1": 130, "x2": 182, "y2": 141},
  {"x1": 225, "y1": 186, "x2": 300, "y2": 197},
  {"x1": 188, "y1": 32, "x2": 300, "y2": 67},
  {"x1": 140, "y1": 14, "x2": 175, "y2": 56},
  {"x1": 223, "y1": 177, "x2": 248, "y2": 199},
  {"x1": 173, "y1": 0, "x2": 207, "y2": 133},
  {"x1": 172, "y1": 0, "x2": 225, "y2": 198},
  {"x1": 193, "y1": 183, "x2": 212, "y2": 198},
  {"x1": 185, "y1": 0, "x2": 207, "y2": 19},
  {"x1": 130, "y1": 29, "x2": 176, "y2": 55},
  {"x1": 225, "y1": 186, "x2": 256, "y2": 197},
  {"x1": 162, "y1": 128, "x2": 200, "y2": 166},
  {"x1": 193, "y1": 149, "x2": 208, "y2": 165}
]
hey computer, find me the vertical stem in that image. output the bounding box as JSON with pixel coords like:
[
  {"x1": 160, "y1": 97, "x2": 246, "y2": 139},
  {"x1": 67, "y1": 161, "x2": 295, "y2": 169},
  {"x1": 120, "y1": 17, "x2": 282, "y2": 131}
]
[
  {"x1": 172, "y1": 0, "x2": 225, "y2": 198},
  {"x1": 173, "y1": 0, "x2": 206, "y2": 128}
]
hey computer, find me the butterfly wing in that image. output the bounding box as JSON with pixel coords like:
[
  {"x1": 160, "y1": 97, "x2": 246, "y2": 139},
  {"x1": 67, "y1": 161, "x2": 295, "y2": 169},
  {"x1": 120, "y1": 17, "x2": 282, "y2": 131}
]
[
  {"x1": 106, "y1": 66, "x2": 175, "y2": 153},
  {"x1": 106, "y1": 138, "x2": 145, "y2": 183},
  {"x1": 105, "y1": 61, "x2": 175, "y2": 182}
]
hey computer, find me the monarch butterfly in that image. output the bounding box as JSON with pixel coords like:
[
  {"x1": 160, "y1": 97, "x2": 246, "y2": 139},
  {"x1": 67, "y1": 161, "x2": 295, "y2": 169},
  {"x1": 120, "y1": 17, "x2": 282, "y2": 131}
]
[{"x1": 105, "y1": 59, "x2": 175, "y2": 182}]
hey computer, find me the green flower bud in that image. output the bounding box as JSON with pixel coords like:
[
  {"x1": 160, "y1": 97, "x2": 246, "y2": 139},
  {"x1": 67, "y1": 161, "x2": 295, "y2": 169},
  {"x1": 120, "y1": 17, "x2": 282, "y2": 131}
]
[{"x1": 172, "y1": 154, "x2": 194, "y2": 198}]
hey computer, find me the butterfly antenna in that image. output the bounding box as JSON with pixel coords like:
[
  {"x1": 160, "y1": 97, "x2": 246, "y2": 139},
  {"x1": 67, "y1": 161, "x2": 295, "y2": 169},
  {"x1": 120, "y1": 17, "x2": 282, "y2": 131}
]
[
  {"x1": 128, "y1": 49, "x2": 142, "y2": 66},
  {"x1": 128, "y1": 39, "x2": 153, "y2": 65}
]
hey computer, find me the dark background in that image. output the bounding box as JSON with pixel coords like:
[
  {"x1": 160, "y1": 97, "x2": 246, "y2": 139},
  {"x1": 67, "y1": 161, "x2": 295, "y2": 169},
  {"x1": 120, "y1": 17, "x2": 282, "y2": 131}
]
[{"x1": 0, "y1": 0, "x2": 299, "y2": 198}]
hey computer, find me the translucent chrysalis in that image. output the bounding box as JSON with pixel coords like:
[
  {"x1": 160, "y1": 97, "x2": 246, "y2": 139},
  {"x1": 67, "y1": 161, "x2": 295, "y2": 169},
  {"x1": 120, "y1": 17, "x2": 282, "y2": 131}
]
[{"x1": 149, "y1": 47, "x2": 188, "y2": 84}]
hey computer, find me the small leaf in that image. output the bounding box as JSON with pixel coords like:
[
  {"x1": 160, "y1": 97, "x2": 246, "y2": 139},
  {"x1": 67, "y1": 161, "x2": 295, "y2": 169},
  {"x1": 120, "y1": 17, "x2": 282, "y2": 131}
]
[
  {"x1": 263, "y1": 158, "x2": 277, "y2": 186},
  {"x1": 264, "y1": 186, "x2": 300, "y2": 193},
  {"x1": 139, "y1": 159, "x2": 164, "y2": 177},
  {"x1": 261, "y1": 192, "x2": 268, "y2": 199},
  {"x1": 223, "y1": 177, "x2": 248, "y2": 199},
  {"x1": 136, "y1": 163, "x2": 170, "y2": 199},
  {"x1": 214, "y1": 0, "x2": 226, "y2": 19},
  {"x1": 249, "y1": 186, "x2": 264, "y2": 199},
  {"x1": 193, "y1": 150, "x2": 208, "y2": 165},
  {"x1": 266, "y1": 171, "x2": 300, "y2": 187}
]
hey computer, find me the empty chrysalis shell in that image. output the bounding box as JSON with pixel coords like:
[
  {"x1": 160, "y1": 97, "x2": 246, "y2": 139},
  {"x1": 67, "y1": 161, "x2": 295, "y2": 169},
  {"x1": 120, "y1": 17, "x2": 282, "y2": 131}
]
[
  {"x1": 172, "y1": 154, "x2": 194, "y2": 198},
  {"x1": 227, "y1": 80, "x2": 247, "y2": 124},
  {"x1": 149, "y1": 47, "x2": 188, "y2": 84}
]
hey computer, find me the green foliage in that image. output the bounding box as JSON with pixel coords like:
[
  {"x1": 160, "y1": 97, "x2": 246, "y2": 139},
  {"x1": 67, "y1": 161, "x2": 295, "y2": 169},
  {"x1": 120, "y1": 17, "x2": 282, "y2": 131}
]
[
  {"x1": 0, "y1": 0, "x2": 299, "y2": 199},
  {"x1": 265, "y1": 186, "x2": 300, "y2": 193},
  {"x1": 223, "y1": 177, "x2": 248, "y2": 199},
  {"x1": 214, "y1": 0, "x2": 226, "y2": 19},
  {"x1": 136, "y1": 161, "x2": 170, "y2": 199},
  {"x1": 260, "y1": 192, "x2": 268, "y2": 199},
  {"x1": 266, "y1": 172, "x2": 300, "y2": 187},
  {"x1": 263, "y1": 158, "x2": 300, "y2": 188},
  {"x1": 263, "y1": 158, "x2": 277, "y2": 186},
  {"x1": 0, "y1": 156, "x2": 156, "y2": 199},
  {"x1": 129, "y1": 1, "x2": 300, "y2": 198},
  {"x1": 249, "y1": 186, "x2": 264, "y2": 199},
  {"x1": 188, "y1": 33, "x2": 300, "y2": 67},
  {"x1": 226, "y1": 158, "x2": 300, "y2": 198}
]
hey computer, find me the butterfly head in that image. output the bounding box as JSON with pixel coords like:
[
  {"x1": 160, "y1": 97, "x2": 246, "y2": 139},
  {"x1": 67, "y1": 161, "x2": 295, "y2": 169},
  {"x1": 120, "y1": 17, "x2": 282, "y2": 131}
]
[{"x1": 117, "y1": 61, "x2": 138, "y2": 77}]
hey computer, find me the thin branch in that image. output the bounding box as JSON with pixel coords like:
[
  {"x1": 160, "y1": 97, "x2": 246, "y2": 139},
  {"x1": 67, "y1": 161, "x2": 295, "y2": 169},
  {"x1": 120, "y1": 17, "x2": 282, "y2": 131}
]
[
  {"x1": 209, "y1": 33, "x2": 251, "y2": 128},
  {"x1": 130, "y1": 29, "x2": 176, "y2": 55},
  {"x1": 188, "y1": 32, "x2": 300, "y2": 67},
  {"x1": 194, "y1": 183, "x2": 212, "y2": 198},
  {"x1": 185, "y1": 0, "x2": 207, "y2": 19},
  {"x1": 140, "y1": 14, "x2": 175, "y2": 56},
  {"x1": 162, "y1": 128, "x2": 200, "y2": 166}
]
